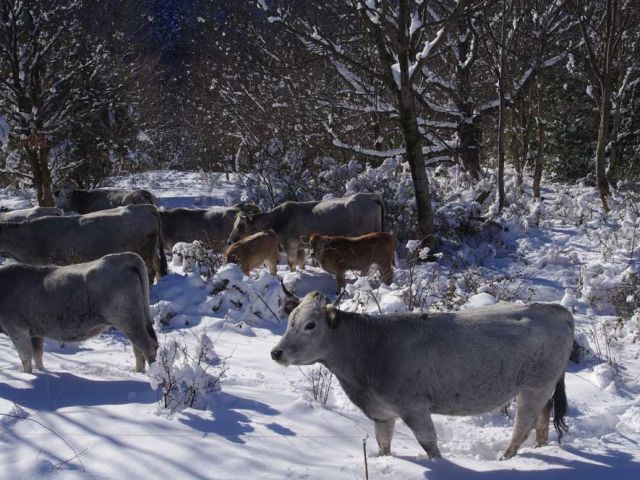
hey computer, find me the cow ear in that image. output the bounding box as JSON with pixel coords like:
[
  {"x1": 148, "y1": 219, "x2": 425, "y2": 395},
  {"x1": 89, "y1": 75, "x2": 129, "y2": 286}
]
[{"x1": 325, "y1": 305, "x2": 338, "y2": 329}]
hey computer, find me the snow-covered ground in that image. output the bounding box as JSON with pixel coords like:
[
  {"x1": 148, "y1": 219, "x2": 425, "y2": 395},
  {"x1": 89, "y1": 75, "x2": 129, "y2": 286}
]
[{"x1": 1, "y1": 171, "x2": 639, "y2": 479}]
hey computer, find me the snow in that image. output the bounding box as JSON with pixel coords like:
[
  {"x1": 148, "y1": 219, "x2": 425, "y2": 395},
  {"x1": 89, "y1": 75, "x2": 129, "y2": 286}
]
[{"x1": 1, "y1": 170, "x2": 640, "y2": 479}]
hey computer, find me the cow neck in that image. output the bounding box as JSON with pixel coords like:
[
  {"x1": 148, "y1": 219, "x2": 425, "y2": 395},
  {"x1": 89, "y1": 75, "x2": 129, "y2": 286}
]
[
  {"x1": 322, "y1": 310, "x2": 382, "y2": 388},
  {"x1": 253, "y1": 210, "x2": 279, "y2": 232}
]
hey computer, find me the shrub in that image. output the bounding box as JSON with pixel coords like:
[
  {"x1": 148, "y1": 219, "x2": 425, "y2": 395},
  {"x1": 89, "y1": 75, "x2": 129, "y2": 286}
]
[{"x1": 148, "y1": 332, "x2": 226, "y2": 413}]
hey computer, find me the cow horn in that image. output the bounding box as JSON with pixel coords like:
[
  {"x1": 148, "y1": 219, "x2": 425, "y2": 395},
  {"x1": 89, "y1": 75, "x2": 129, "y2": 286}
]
[
  {"x1": 333, "y1": 287, "x2": 347, "y2": 307},
  {"x1": 280, "y1": 279, "x2": 301, "y2": 314}
]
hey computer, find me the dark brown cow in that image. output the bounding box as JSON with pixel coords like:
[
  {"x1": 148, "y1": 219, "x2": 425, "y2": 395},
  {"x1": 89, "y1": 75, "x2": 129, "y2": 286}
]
[{"x1": 306, "y1": 232, "x2": 397, "y2": 292}]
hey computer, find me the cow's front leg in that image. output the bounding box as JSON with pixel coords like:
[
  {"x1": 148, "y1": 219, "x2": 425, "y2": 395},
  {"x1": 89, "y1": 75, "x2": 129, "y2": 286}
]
[
  {"x1": 402, "y1": 411, "x2": 442, "y2": 459},
  {"x1": 375, "y1": 418, "x2": 396, "y2": 456},
  {"x1": 5, "y1": 326, "x2": 34, "y2": 373},
  {"x1": 285, "y1": 245, "x2": 299, "y2": 271},
  {"x1": 295, "y1": 245, "x2": 306, "y2": 270}
]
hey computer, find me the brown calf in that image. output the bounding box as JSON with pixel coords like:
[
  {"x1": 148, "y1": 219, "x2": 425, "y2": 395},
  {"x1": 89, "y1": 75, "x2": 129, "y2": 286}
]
[
  {"x1": 307, "y1": 232, "x2": 397, "y2": 292},
  {"x1": 225, "y1": 229, "x2": 279, "y2": 276}
]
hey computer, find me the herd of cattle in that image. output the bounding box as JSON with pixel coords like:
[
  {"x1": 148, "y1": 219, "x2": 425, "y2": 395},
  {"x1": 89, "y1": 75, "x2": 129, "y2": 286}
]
[{"x1": 0, "y1": 183, "x2": 576, "y2": 461}]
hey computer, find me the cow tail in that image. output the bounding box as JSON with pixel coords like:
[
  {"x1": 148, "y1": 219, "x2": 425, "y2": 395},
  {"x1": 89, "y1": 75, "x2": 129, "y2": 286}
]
[
  {"x1": 375, "y1": 197, "x2": 386, "y2": 232},
  {"x1": 551, "y1": 373, "x2": 569, "y2": 443},
  {"x1": 153, "y1": 207, "x2": 168, "y2": 276},
  {"x1": 130, "y1": 256, "x2": 157, "y2": 344}
]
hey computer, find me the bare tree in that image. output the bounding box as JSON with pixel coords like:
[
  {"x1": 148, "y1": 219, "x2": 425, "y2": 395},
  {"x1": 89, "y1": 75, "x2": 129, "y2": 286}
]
[
  {"x1": 261, "y1": 0, "x2": 487, "y2": 252},
  {"x1": 569, "y1": 0, "x2": 639, "y2": 211},
  {"x1": 0, "y1": 0, "x2": 110, "y2": 205}
]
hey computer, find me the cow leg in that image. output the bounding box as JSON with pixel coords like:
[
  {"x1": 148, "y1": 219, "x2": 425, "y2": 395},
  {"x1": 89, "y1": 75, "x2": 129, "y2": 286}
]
[
  {"x1": 122, "y1": 327, "x2": 158, "y2": 372},
  {"x1": 402, "y1": 411, "x2": 441, "y2": 459},
  {"x1": 5, "y1": 327, "x2": 33, "y2": 373},
  {"x1": 31, "y1": 336, "x2": 45, "y2": 370},
  {"x1": 266, "y1": 255, "x2": 278, "y2": 276},
  {"x1": 375, "y1": 419, "x2": 396, "y2": 456},
  {"x1": 152, "y1": 253, "x2": 162, "y2": 283},
  {"x1": 285, "y1": 246, "x2": 298, "y2": 271},
  {"x1": 535, "y1": 400, "x2": 552, "y2": 447},
  {"x1": 502, "y1": 387, "x2": 554, "y2": 459},
  {"x1": 296, "y1": 246, "x2": 305, "y2": 270},
  {"x1": 133, "y1": 347, "x2": 146, "y2": 373}
]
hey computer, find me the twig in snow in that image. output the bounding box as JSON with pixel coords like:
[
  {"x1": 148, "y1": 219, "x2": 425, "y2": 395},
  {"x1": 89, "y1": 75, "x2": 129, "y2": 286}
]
[
  {"x1": 0, "y1": 407, "x2": 86, "y2": 472},
  {"x1": 254, "y1": 292, "x2": 281, "y2": 323}
]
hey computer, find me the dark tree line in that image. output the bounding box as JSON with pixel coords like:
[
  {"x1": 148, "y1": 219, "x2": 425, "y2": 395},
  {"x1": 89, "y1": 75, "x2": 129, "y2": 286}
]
[{"x1": 1, "y1": 0, "x2": 639, "y2": 240}]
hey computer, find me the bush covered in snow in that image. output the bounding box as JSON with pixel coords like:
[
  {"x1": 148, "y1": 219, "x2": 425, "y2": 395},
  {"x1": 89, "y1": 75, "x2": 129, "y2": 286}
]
[
  {"x1": 205, "y1": 264, "x2": 286, "y2": 329},
  {"x1": 236, "y1": 141, "x2": 319, "y2": 209},
  {"x1": 148, "y1": 332, "x2": 225, "y2": 413},
  {"x1": 171, "y1": 241, "x2": 222, "y2": 280}
]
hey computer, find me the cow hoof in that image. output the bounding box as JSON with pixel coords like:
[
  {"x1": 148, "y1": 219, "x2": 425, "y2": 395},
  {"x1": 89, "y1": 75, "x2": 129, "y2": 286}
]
[{"x1": 500, "y1": 449, "x2": 517, "y2": 461}]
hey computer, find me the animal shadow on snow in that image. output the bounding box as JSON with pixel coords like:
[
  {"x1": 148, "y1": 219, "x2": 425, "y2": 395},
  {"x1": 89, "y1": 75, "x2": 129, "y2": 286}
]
[
  {"x1": 179, "y1": 392, "x2": 294, "y2": 444},
  {"x1": 400, "y1": 446, "x2": 638, "y2": 480},
  {"x1": 0, "y1": 371, "x2": 156, "y2": 410}
]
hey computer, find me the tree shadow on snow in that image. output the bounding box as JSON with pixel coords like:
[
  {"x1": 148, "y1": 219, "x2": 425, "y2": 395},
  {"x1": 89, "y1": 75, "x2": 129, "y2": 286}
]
[
  {"x1": 400, "y1": 446, "x2": 638, "y2": 480},
  {"x1": 178, "y1": 391, "x2": 291, "y2": 444},
  {"x1": 0, "y1": 371, "x2": 156, "y2": 410}
]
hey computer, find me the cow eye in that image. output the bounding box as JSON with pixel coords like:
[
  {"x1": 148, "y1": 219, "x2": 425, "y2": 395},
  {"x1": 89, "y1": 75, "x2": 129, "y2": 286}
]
[{"x1": 304, "y1": 322, "x2": 316, "y2": 331}]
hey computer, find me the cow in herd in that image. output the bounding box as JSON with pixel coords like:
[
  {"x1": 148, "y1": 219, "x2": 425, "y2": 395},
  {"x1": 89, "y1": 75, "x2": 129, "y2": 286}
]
[
  {"x1": 0, "y1": 183, "x2": 576, "y2": 461},
  {"x1": 0, "y1": 252, "x2": 157, "y2": 373},
  {"x1": 0, "y1": 204, "x2": 167, "y2": 282},
  {"x1": 53, "y1": 181, "x2": 158, "y2": 214},
  {"x1": 272, "y1": 291, "x2": 575, "y2": 460}
]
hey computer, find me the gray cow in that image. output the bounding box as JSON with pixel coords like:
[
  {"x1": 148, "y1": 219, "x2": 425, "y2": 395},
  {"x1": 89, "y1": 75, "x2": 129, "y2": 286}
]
[
  {"x1": 54, "y1": 182, "x2": 157, "y2": 214},
  {"x1": 271, "y1": 292, "x2": 574, "y2": 460},
  {"x1": 0, "y1": 252, "x2": 158, "y2": 373},
  {"x1": 0, "y1": 204, "x2": 167, "y2": 282},
  {"x1": 0, "y1": 206, "x2": 63, "y2": 222},
  {"x1": 160, "y1": 203, "x2": 260, "y2": 252},
  {"x1": 227, "y1": 193, "x2": 384, "y2": 269}
]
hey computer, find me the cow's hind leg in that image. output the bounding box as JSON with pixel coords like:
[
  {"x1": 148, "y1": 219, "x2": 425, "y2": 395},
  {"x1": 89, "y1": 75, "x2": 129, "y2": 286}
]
[
  {"x1": 402, "y1": 411, "x2": 442, "y2": 459},
  {"x1": 122, "y1": 326, "x2": 158, "y2": 372},
  {"x1": 375, "y1": 419, "x2": 396, "y2": 456},
  {"x1": 502, "y1": 386, "x2": 554, "y2": 459},
  {"x1": 31, "y1": 336, "x2": 45, "y2": 370},
  {"x1": 535, "y1": 400, "x2": 552, "y2": 447},
  {"x1": 133, "y1": 347, "x2": 146, "y2": 373}
]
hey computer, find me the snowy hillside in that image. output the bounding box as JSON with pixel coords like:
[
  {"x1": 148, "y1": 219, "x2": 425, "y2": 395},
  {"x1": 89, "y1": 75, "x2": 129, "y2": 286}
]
[{"x1": 1, "y1": 171, "x2": 639, "y2": 480}]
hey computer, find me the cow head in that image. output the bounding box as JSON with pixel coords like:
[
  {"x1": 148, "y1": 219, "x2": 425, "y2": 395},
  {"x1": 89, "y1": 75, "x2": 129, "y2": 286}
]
[
  {"x1": 52, "y1": 180, "x2": 76, "y2": 211},
  {"x1": 227, "y1": 212, "x2": 258, "y2": 245},
  {"x1": 233, "y1": 201, "x2": 261, "y2": 215},
  {"x1": 271, "y1": 291, "x2": 339, "y2": 366},
  {"x1": 306, "y1": 234, "x2": 324, "y2": 259}
]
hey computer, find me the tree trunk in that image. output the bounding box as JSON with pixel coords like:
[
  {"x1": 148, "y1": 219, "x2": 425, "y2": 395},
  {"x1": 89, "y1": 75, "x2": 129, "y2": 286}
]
[
  {"x1": 456, "y1": 17, "x2": 481, "y2": 180},
  {"x1": 595, "y1": 82, "x2": 612, "y2": 211},
  {"x1": 38, "y1": 146, "x2": 54, "y2": 207},
  {"x1": 398, "y1": 86, "x2": 437, "y2": 253},
  {"x1": 606, "y1": 73, "x2": 624, "y2": 186},
  {"x1": 496, "y1": 0, "x2": 507, "y2": 212},
  {"x1": 27, "y1": 149, "x2": 46, "y2": 206},
  {"x1": 396, "y1": 0, "x2": 436, "y2": 254},
  {"x1": 532, "y1": 71, "x2": 545, "y2": 200}
]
